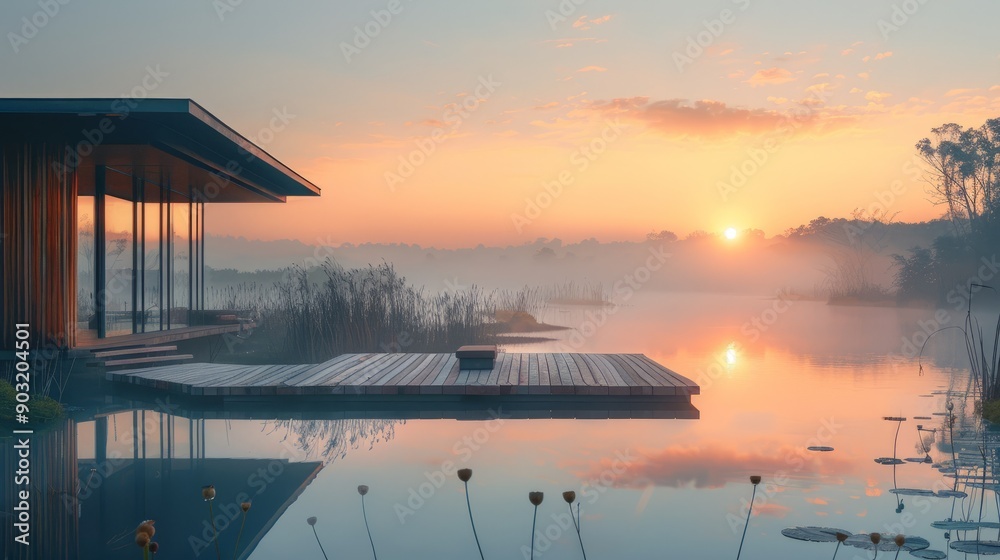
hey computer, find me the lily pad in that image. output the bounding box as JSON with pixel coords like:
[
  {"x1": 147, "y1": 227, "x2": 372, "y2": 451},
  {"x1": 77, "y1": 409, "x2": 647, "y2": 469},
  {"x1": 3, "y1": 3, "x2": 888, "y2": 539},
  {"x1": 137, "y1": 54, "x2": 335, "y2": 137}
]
[
  {"x1": 875, "y1": 457, "x2": 905, "y2": 465},
  {"x1": 904, "y1": 457, "x2": 933, "y2": 463},
  {"x1": 890, "y1": 488, "x2": 936, "y2": 496},
  {"x1": 781, "y1": 526, "x2": 851, "y2": 543},
  {"x1": 846, "y1": 533, "x2": 930, "y2": 552},
  {"x1": 934, "y1": 489, "x2": 967, "y2": 498},
  {"x1": 931, "y1": 520, "x2": 1000, "y2": 530},
  {"x1": 909, "y1": 550, "x2": 946, "y2": 559},
  {"x1": 807, "y1": 446, "x2": 835, "y2": 452},
  {"x1": 950, "y1": 541, "x2": 1000, "y2": 554}
]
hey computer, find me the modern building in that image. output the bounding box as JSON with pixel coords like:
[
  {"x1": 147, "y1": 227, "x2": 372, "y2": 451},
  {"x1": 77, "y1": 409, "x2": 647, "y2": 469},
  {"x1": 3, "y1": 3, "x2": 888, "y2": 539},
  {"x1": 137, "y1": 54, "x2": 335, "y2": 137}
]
[{"x1": 0, "y1": 98, "x2": 320, "y2": 351}]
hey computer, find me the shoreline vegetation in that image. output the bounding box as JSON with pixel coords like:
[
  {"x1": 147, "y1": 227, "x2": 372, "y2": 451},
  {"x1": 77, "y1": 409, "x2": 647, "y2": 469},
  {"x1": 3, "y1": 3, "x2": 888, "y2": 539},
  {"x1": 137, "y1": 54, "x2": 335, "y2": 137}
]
[{"x1": 210, "y1": 262, "x2": 602, "y2": 364}]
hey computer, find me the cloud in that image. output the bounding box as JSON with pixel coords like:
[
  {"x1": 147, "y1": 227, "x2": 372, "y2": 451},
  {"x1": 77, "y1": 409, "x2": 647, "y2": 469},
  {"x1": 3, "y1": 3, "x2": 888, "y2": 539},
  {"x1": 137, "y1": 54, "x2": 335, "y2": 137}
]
[
  {"x1": 745, "y1": 67, "x2": 796, "y2": 86},
  {"x1": 540, "y1": 37, "x2": 606, "y2": 49},
  {"x1": 534, "y1": 101, "x2": 560, "y2": 110},
  {"x1": 841, "y1": 49, "x2": 854, "y2": 56},
  {"x1": 578, "y1": 444, "x2": 853, "y2": 489},
  {"x1": 572, "y1": 14, "x2": 613, "y2": 30},
  {"x1": 754, "y1": 503, "x2": 791, "y2": 518},
  {"x1": 857, "y1": 72, "x2": 870, "y2": 80},
  {"x1": 577, "y1": 65, "x2": 608, "y2": 72},
  {"x1": 865, "y1": 90, "x2": 892, "y2": 104},
  {"x1": 862, "y1": 51, "x2": 893, "y2": 62},
  {"x1": 945, "y1": 88, "x2": 982, "y2": 97},
  {"x1": 589, "y1": 97, "x2": 807, "y2": 137}
]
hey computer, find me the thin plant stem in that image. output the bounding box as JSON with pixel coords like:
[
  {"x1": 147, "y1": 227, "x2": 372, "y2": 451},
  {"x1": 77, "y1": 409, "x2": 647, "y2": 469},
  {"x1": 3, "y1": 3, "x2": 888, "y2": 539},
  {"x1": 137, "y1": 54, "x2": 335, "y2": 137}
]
[
  {"x1": 311, "y1": 525, "x2": 330, "y2": 560},
  {"x1": 208, "y1": 501, "x2": 221, "y2": 560},
  {"x1": 569, "y1": 504, "x2": 587, "y2": 560},
  {"x1": 831, "y1": 541, "x2": 841, "y2": 560},
  {"x1": 463, "y1": 481, "x2": 485, "y2": 560},
  {"x1": 530, "y1": 505, "x2": 539, "y2": 560},
  {"x1": 362, "y1": 494, "x2": 378, "y2": 560},
  {"x1": 233, "y1": 512, "x2": 248, "y2": 560},
  {"x1": 736, "y1": 484, "x2": 757, "y2": 560}
]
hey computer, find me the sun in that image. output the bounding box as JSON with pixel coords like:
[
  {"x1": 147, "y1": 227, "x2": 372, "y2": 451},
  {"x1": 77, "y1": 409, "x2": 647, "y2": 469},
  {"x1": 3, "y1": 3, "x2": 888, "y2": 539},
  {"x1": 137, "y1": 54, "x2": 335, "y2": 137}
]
[{"x1": 724, "y1": 227, "x2": 739, "y2": 240}]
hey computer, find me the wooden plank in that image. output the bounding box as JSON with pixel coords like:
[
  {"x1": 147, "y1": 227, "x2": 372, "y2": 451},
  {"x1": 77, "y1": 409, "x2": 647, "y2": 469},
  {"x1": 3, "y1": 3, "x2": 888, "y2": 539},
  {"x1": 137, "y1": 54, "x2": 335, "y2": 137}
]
[
  {"x1": 92, "y1": 346, "x2": 177, "y2": 359},
  {"x1": 280, "y1": 353, "x2": 358, "y2": 385},
  {"x1": 621, "y1": 354, "x2": 677, "y2": 395},
  {"x1": 536, "y1": 353, "x2": 550, "y2": 386},
  {"x1": 104, "y1": 354, "x2": 193, "y2": 368}
]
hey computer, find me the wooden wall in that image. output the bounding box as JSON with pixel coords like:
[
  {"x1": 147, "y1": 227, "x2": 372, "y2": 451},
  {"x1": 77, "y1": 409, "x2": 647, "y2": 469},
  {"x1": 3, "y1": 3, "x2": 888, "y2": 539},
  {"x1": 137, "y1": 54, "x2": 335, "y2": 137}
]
[{"x1": 0, "y1": 143, "x2": 78, "y2": 350}]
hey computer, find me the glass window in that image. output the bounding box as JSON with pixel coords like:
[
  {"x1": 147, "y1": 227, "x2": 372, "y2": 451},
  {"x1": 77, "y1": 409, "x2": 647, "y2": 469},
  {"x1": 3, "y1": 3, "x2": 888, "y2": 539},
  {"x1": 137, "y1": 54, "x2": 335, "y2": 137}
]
[
  {"x1": 170, "y1": 201, "x2": 190, "y2": 328},
  {"x1": 141, "y1": 182, "x2": 162, "y2": 332},
  {"x1": 104, "y1": 195, "x2": 134, "y2": 336},
  {"x1": 76, "y1": 195, "x2": 97, "y2": 343}
]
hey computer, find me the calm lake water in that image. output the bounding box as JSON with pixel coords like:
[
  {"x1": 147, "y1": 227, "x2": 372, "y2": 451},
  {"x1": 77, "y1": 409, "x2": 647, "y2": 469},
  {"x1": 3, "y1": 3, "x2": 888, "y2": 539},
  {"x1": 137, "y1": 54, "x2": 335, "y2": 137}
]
[{"x1": 34, "y1": 292, "x2": 1000, "y2": 559}]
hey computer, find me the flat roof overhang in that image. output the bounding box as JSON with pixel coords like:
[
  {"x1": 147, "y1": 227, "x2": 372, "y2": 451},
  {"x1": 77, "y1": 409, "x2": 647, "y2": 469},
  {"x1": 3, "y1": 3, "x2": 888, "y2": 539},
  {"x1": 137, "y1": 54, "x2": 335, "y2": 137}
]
[{"x1": 0, "y1": 98, "x2": 320, "y2": 202}]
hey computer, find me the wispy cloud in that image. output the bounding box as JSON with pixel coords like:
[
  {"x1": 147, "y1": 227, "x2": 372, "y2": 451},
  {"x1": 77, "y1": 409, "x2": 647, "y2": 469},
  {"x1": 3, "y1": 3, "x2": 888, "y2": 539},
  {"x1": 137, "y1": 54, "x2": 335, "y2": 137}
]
[
  {"x1": 588, "y1": 97, "x2": 825, "y2": 138},
  {"x1": 577, "y1": 65, "x2": 608, "y2": 72},
  {"x1": 746, "y1": 67, "x2": 796, "y2": 86},
  {"x1": 572, "y1": 14, "x2": 614, "y2": 30}
]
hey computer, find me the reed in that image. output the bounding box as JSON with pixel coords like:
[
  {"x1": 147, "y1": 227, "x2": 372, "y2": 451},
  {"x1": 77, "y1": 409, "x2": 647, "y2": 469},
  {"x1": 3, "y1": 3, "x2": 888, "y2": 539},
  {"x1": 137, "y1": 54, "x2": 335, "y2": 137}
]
[{"x1": 212, "y1": 261, "x2": 506, "y2": 363}]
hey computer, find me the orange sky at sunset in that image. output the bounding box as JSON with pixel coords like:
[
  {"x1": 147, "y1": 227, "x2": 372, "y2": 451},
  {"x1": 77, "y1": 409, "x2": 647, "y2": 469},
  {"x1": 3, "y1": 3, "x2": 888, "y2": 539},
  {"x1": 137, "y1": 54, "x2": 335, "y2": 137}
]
[{"x1": 5, "y1": 0, "x2": 998, "y2": 248}]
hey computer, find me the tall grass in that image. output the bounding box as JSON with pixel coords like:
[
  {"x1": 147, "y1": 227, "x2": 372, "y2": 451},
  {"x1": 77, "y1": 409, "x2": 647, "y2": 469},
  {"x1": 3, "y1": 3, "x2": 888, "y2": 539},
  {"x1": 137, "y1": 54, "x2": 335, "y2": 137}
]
[
  {"x1": 541, "y1": 281, "x2": 612, "y2": 306},
  {"x1": 919, "y1": 285, "x2": 1000, "y2": 406},
  {"x1": 215, "y1": 261, "x2": 504, "y2": 363}
]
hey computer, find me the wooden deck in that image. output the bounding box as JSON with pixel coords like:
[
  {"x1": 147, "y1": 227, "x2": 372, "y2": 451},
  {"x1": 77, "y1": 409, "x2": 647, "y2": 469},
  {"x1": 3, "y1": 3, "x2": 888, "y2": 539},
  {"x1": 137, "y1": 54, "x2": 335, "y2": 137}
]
[
  {"x1": 108, "y1": 352, "x2": 700, "y2": 400},
  {"x1": 72, "y1": 324, "x2": 248, "y2": 353}
]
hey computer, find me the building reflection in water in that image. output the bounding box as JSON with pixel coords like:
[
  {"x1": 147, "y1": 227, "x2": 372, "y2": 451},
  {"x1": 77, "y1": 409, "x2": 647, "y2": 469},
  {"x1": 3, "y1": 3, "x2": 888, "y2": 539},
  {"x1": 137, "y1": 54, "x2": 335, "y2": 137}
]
[{"x1": 2, "y1": 409, "x2": 327, "y2": 560}]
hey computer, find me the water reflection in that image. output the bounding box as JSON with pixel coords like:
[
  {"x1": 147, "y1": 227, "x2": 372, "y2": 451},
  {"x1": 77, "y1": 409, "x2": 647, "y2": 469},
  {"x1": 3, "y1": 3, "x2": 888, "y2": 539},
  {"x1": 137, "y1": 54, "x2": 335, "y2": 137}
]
[{"x1": 19, "y1": 292, "x2": 1000, "y2": 558}]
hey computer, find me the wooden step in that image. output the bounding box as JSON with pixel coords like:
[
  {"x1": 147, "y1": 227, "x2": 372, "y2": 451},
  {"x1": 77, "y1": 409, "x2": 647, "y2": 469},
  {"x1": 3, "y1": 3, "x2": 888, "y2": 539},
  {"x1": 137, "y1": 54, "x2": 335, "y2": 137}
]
[
  {"x1": 103, "y1": 354, "x2": 194, "y2": 369},
  {"x1": 92, "y1": 345, "x2": 178, "y2": 359}
]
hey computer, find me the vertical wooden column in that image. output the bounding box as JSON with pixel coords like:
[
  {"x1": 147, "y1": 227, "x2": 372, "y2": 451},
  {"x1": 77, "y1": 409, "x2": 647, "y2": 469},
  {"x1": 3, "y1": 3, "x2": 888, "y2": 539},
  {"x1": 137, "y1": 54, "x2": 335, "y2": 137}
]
[{"x1": 0, "y1": 143, "x2": 78, "y2": 349}]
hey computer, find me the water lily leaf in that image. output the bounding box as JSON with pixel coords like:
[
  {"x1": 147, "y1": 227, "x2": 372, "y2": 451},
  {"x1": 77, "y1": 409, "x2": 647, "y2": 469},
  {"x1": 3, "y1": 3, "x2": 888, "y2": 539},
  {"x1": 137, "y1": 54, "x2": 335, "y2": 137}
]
[
  {"x1": 807, "y1": 446, "x2": 834, "y2": 452},
  {"x1": 875, "y1": 457, "x2": 905, "y2": 465},
  {"x1": 909, "y1": 549, "x2": 946, "y2": 559},
  {"x1": 846, "y1": 534, "x2": 929, "y2": 552},
  {"x1": 780, "y1": 526, "x2": 851, "y2": 543},
  {"x1": 904, "y1": 457, "x2": 933, "y2": 463},
  {"x1": 931, "y1": 520, "x2": 1000, "y2": 530},
  {"x1": 890, "y1": 488, "x2": 936, "y2": 496},
  {"x1": 950, "y1": 541, "x2": 1000, "y2": 554},
  {"x1": 934, "y1": 489, "x2": 967, "y2": 498}
]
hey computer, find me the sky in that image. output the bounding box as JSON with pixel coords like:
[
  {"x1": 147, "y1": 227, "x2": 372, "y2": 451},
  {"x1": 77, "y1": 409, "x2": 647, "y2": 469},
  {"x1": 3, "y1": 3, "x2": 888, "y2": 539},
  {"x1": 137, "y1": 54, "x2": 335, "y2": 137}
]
[{"x1": 2, "y1": 0, "x2": 999, "y2": 248}]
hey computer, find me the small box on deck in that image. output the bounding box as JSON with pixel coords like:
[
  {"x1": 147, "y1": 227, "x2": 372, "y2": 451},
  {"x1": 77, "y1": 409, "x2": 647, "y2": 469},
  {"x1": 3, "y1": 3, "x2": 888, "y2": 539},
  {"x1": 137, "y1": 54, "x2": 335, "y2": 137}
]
[{"x1": 456, "y1": 344, "x2": 497, "y2": 370}]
